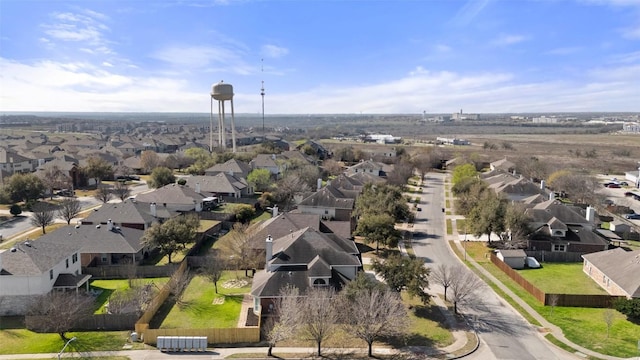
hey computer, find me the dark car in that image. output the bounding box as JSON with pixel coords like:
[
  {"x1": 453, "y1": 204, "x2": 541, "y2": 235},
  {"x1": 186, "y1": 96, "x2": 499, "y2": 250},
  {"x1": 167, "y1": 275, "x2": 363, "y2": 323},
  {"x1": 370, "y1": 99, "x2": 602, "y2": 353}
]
[
  {"x1": 607, "y1": 183, "x2": 621, "y2": 188},
  {"x1": 56, "y1": 189, "x2": 75, "y2": 197},
  {"x1": 624, "y1": 214, "x2": 640, "y2": 220}
]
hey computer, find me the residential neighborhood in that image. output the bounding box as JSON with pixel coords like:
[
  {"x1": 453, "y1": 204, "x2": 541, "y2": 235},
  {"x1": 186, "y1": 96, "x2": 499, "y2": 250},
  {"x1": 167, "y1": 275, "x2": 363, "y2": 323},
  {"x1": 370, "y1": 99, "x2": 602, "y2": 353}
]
[{"x1": 0, "y1": 118, "x2": 639, "y2": 360}]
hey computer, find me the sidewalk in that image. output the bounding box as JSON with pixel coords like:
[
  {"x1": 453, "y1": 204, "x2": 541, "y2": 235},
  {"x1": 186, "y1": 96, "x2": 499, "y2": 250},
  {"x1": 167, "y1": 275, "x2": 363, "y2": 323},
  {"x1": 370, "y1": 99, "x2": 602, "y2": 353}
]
[{"x1": 443, "y1": 175, "x2": 631, "y2": 360}]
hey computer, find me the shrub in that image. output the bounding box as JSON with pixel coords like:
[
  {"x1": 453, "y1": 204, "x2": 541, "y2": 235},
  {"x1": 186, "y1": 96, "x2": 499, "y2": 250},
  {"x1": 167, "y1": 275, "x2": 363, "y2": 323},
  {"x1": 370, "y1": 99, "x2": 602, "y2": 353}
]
[
  {"x1": 614, "y1": 298, "x2": 640, "y2": 320},
  {"x1": 177, "y1": 178, "x2": 187, "y2": 186},
  {"x1": 9, "y1": 204, "x2": 22, "y2": 216}
]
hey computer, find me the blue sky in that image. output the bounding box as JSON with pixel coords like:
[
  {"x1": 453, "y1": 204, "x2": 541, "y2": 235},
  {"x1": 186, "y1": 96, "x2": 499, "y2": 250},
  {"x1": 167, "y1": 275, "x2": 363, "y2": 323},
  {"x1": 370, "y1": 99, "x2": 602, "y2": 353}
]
[{"x1": 1, "y1": 0, "x2": 639, "y2": 114}]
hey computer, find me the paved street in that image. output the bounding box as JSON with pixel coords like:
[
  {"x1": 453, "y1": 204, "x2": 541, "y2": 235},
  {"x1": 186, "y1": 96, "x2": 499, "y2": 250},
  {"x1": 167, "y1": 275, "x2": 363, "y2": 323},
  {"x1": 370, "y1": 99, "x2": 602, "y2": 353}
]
[{"x1": 411, "y1": 172, "x2": 580, "y2": 360}]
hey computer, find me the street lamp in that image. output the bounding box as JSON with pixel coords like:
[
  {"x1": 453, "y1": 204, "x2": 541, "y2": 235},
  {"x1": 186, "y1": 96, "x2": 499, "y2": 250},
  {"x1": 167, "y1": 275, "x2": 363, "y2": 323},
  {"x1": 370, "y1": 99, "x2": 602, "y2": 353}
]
[{"x1": 58, "y1": 336, "x2": 76, "y2": 360}]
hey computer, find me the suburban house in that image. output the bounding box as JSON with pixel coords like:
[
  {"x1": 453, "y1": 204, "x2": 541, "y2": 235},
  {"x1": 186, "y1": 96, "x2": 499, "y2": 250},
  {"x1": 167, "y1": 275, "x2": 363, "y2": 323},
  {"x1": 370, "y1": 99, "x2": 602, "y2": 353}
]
[
  {"x1": 250, "y1": 227, "x2": 361, "y2": 314},
  {"x1": 489, "y1": 158, "x2": 516, "y2": 173},
  {"x1": 205, "y1": 158, "x2": 252, "y2": 178},
  {"x1": 0, "y1": 240, "x2": 90, "y2": 315},
  {"x1": 525, "y1": 200, "x2": 608, "y2": 259},
  {"x1": 134, "y1": 183, "x2": 207, "y2": 212},
  {"x1": 582, "y1": 248, "x2": 640, "y2": 298},
  {"x1": 345, "y1": 160, "x2": 386, "y2": 177},
  {"x1": 297, "y1": 185, "x2": 355, "y2": 222},
  {"x1": 482, "y1": 170, "x2": 551, "y2": 203},
  {"x1": 81, "y1": 201, "x2": 166, "y2": 230},
  {"x1": 296, "y1": 140, "x2": 330, "y2": 160},
  {"x1": 0, "y1": 147, "x2": 36, "y2": 174},
  {"x1": 185, "y1": 173, "x2": 253, "y2": 200},
  {"x1": 249, "y1": 154, "x2": 280, "y2": 177},
  {"x1": 42, "y1": 221, "x2": 147, "y2": 267}
]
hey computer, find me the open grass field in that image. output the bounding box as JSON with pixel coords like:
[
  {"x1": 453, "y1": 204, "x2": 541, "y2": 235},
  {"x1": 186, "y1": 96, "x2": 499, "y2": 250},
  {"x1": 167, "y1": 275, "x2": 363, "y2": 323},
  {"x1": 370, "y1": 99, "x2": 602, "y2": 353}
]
[
  {"x1": 158, "y1": 272, "x2": 251, "y2": 329},
  {"x1": 458, "y1": 240, "x2": 640, "y2": 357},
  {"x1": 516, "y1": 263, "x2": 608, "y2": 295}
]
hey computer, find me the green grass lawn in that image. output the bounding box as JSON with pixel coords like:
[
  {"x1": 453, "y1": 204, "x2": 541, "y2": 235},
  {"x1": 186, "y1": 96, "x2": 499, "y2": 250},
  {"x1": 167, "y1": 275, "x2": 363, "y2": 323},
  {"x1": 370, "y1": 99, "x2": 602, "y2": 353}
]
[
  {"x1": 446, "y1": 219, "x2": 453, "y2": 235},
  {"x1": 0, "y1": 327, "x2": 145, "y2": 355},
  {"x1": 158, "y1": 272, "x2": 251, "y2": 329},
  {"x1": 90, "y1": 278, "x2": 169, "y2": 314},
  {"x1": 457, "y1": 241, "x2": 640, "y2": 357},
  {"x1": 516, "y1": 263, "x2": 608, "y2": 295}
]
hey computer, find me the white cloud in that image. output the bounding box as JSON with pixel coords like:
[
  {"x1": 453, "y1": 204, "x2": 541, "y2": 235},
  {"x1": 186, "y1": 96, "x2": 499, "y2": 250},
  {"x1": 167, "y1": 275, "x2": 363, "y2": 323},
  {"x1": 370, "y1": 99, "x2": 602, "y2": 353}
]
[
  {"x1": 546, "y1": 47, "x2": 583, "y2": 55},
  {"x1": 261, "y1": 44, "x2": 289, "y2": 58},
  {"x1": 622, "y1": 24, "x2": 640, "y2": 39},
  {"x1": 151, "y1": 45, "x2": 250, "y2": 72},
  {"x1": 491, "y1": 34, "x2": 528, "y2": 46},
  {"x1": 1, "y1": 58, "x2": 638, "y2": 113},
  {"x1": 40, "y1": 10, "x2": 113, "y2": 55},
  {"x1": 451, "y1": 0, "x2": 491, "y2": 26}
]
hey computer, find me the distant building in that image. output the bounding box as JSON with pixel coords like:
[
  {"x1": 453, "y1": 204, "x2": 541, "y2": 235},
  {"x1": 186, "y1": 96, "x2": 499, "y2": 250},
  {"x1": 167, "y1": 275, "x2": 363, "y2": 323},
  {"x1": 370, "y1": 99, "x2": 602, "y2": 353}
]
[
  {"x1": 532, "y1": 116, "x2": 559, "y2": 124},
  {"x1": 436, "y1": 137, "x2": 470, "y2": 145},
  {"x1": 363, "y1": 134, "x2": 402, "y2": 144},
  {"x1": 451, "y1": 109, "x2": 480, "y2": 121},
  {"x1": 622, "y1": 122, "x2": 640, "y2": 133}
]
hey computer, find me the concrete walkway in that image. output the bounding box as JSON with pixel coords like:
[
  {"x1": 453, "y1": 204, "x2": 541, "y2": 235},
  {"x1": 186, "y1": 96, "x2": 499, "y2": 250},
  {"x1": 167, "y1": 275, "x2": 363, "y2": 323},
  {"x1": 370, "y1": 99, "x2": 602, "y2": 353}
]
[{"x1": 443, "y1": 176, "x2": 632, "y2": 360}]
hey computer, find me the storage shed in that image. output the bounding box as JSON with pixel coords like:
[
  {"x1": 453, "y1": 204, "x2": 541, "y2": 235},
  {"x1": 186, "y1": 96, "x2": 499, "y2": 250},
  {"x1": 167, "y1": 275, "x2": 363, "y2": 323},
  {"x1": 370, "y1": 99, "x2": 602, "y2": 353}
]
[{"x1": 496, "y1": 249, "x2": 527, "y2": 269}]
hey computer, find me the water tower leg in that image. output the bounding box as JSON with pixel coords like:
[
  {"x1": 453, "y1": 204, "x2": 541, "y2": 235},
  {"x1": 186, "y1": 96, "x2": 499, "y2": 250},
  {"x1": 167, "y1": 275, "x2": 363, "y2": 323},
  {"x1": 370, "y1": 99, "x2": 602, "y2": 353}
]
[
  {"x1": 231, "y1": 98, "x2": 236, "y2": 153},
  {"x1": 218, "y1": 101, "x2": 224, "y2": 150},
  {"x1": 221, "y1": 101, "x2": 227, "y2": 149}
]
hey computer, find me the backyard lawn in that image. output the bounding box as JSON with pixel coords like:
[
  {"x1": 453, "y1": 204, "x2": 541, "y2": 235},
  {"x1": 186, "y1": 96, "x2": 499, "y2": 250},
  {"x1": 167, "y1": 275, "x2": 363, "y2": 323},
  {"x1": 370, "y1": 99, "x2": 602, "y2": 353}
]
[
  {"x1": 90, "y1": 278, "x2": 170, "y2": 314},
  {"x1": 457, "y1": 240, "x2": 640, "y2": 357},
  {"x1": 516, "y1": 263, "x2": 608, "y2": 295},
  {"x1": 158, "y1": 272, "x2": 252, "y2": 329}
]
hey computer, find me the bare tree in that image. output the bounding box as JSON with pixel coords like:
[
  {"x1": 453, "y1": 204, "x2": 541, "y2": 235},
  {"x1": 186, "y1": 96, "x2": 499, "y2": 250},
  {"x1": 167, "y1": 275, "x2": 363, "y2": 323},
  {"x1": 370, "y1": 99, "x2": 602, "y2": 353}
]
[
  {"x1": 30, "y1": 203, "x2": 55, "y2": 234},
  {"x1": 274, "y1": 174, "x2": 310, "y2": 210},
  {"x1": 299, "y1": 287, "x2": 339, "y2": 357},
  {"x1": 94, "y1": 184, "x2": 113, "y2": 203},
  {"x1": 112, "y1": 181, "x2": 131, "y2": 202},
  {"x1": 26, "y1": 292, "x2": 94, "y2": 340},
  {"x1": 57, "y1": 197, "x2": 82, "y2": 224},
  {"x1": 106, "y1": 284, "x2": 155, "y2": 316},
  {"x1": 140, "y1": 150, "x2": 161, "y2": 174},
  {"x1": 341, "y1": 286, "x2": 409, "y2": 357},
  {"x1": 548, "y1": 294, "x2": 560, "y2": 316},
  {"x1": 167, "y1": 268, "x2": 192, "y2": 308},
  {"x1": 220, "y1": 223, "x2": 261, "y2": 276},
  {"x1": 449, "y1": 267, "x2": 483, "y2": 314},
  {"x1": 603, "y1": 308, "x2": 615, "y2": 338},
  {"x1": 430, "y1": 264, "x2": 454, "y2": 301},
  {"x1": 266, "y1": 285, "x2": 301, "y2": 357},
  {"x1": 200, "y1": 252, "x2": 226, "y2": 294}
]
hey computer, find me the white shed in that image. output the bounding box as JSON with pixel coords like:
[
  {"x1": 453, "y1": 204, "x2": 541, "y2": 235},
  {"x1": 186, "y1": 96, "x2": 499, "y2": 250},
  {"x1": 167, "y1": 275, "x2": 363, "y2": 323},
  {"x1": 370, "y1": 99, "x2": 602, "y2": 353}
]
[{"x1": 496, "y1": 249, "x2": 527, "y2": 269}]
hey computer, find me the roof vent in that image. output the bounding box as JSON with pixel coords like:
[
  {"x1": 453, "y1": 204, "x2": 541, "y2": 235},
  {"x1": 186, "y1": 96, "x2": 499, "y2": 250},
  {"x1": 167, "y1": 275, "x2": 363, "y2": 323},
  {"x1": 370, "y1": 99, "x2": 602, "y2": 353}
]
[
  {"x1": 24, "y1": 241, "x2": 31, "y2": 247},
  {"x1": 96, "y1": 224, "x2": 101, "y2": 228},
  {"x1": 75, "y1": 224, "x2": 80, "y2": 228},
  {"x1": 10, "y1": 247, "x2": 17, "y2": 252}
]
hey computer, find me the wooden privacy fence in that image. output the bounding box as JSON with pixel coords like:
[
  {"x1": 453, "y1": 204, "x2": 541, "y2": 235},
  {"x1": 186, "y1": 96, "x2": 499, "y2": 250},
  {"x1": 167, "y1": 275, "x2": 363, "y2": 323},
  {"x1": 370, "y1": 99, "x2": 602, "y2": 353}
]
[
  {"x1": 524, "y1": 250, "x2": 583, "y2": 263},
  {"x1": 490, "y1": 253, "x2": 621, "y2": 308},
  {"x1": 83, "y1": 264, "x2": 179, "y2": 279},
  {"x1": 26, "y1": 314, "x2": 136, "y2": 332}
]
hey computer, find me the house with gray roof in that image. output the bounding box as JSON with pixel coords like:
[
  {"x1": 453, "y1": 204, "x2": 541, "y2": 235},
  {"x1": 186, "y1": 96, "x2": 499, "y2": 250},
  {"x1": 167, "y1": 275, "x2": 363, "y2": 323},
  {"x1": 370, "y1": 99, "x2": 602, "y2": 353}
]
[
  {"x1": 205, "y1": 158, "x2": 252, "y2": 178},
  {"x1": 525, "y1": 200, "x2": 608, "y2": 259},
  {"x1": 0, "y1": 240, "x2": 90, "y2": 315},
  {"x1": 583, "y1": 248, "x2": 640, "y2": 298},
  {"x1": 297, "y1": 185, "x2": 355, "y2": 222},
  {"x1": 81, "y1": 201, "x2": 167, "y2": 230},
  {"x1": 250, "y1": 154, "x2": 280, "y2": 176},
  {"x1": 185, "y1": 173, "x2": 252, "y2": 199},
  {"x1": 43, "y1": 221, "x2": 147, "y2": 266},
  {"x1": 134, "y1": 183, "x2": 207, "y2": 212},
  {"x1": 250, "y1": 227, "x2": 361, "y2": 314},
  {"x1": 0, "y1": 147, "x2": 36, "y2": 174}
]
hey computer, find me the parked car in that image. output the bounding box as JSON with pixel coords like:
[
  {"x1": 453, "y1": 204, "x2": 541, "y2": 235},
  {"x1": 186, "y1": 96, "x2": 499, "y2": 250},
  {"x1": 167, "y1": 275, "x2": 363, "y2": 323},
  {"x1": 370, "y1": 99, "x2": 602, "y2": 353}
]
[
  {"x1": 607, "y1": 183, "x2": 621, "y2": 188},
  {"x1": 624, "y1": 214, "x2": 640, "y2": 220},
  {"x1": 56, "y1": 189, "x2": 75, "y2": 197},
  {"x1": 620, "y1": 181, "x2": 628, "y2": 186}
]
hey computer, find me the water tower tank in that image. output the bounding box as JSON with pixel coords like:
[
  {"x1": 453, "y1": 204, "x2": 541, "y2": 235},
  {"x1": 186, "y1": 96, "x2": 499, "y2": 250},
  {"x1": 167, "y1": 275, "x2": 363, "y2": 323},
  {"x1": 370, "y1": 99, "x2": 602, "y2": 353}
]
[{"x1": 211, "y1": 81, "x2": 234, "y2": 101}]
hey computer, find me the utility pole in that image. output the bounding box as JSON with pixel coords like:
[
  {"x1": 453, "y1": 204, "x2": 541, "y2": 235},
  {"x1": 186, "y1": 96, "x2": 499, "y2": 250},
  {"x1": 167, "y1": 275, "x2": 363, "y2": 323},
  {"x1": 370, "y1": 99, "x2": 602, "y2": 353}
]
[{"x1": 261, "y1": 58, "x2": 265, "y2": 142}]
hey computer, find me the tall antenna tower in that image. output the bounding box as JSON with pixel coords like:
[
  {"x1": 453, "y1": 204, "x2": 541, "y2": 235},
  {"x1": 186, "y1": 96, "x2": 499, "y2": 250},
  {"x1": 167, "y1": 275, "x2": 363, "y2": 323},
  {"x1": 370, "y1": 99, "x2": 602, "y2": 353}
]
[{"x1": 261, "y1": 58, "x2": 265, "y2": 141}]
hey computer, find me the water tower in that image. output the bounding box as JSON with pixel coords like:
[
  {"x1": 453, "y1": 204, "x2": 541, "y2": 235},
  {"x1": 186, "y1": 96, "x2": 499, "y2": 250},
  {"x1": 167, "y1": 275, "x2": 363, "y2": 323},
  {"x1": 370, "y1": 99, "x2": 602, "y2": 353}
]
[{"x1": 210, "y1": 81, "x2": 237, "y2": 152}]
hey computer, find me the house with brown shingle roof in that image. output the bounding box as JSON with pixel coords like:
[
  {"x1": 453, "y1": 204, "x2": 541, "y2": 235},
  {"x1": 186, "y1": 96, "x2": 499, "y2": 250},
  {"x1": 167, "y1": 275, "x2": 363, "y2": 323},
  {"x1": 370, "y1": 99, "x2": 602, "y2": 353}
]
[
  {"x1": 185, "y1": 173, "x2": 252, "y2": 199},
  {"x1": 205, "y1": 158, "x2": 252, "y2": 178}
]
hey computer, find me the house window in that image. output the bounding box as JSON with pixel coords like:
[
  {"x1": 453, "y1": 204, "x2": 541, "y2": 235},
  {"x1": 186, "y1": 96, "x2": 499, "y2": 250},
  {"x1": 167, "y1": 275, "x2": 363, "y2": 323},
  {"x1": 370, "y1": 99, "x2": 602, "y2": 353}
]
[
  {"x1": 49, "y1": 269, "x2": 53, "y2": 280},
  {"x1": 72, "y1": 253, "x2": 78, "y2": 264},
  {"x1": 313, "y1": 279, "x2": 327, "y2": 286},
  {"x1": 66, "y1": 259, "x2": 69, "y2": 268},
  {"x1": 101, "y1": 254, "x2": 108, "y2": 263},
  {"x1": 552, "y1": 244, "x2": 566, "y2": 252}
]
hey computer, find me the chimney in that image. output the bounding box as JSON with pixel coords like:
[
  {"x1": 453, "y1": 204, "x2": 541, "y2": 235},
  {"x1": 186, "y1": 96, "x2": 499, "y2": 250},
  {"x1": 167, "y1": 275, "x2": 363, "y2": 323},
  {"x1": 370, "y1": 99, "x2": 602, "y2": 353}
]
[
  {"x1": 272, "y1": 205, "x2": 278, "y2": 218},
  {"x1": 586, "y1": 206, "x2": 595, "y2": 223},
  {"x1": 540, "y1": 180, "x2": 546, "y2": 190},
  {"x1": 265, "y1": 235, "x2": 273, "y2": 271},
  {"x1": 195, "y1": 183, "x2": 201, "y2": 194},
  {"x1": 549, "y1": 192, "x2": 555, "y2": 200},
  {"x1": 195, "y1": 201, "x2": 202, "y2": 212},
  {"x1": 317, "y1": 178, "x2": 322, "y2": 191},
  {"x1": 150, "y1": 202, "x2": 157, "y2": 217},
  {"x1": 107, "y1": 219, "x2": 113, "y2": 231}
]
